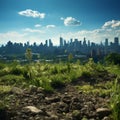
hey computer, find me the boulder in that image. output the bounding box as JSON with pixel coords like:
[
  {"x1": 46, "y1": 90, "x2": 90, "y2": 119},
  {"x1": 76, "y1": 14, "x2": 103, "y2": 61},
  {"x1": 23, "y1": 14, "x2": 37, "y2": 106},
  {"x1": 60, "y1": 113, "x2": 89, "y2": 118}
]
[{"x1": 11, "y1": 87, "x2": 23, "y2": 95}]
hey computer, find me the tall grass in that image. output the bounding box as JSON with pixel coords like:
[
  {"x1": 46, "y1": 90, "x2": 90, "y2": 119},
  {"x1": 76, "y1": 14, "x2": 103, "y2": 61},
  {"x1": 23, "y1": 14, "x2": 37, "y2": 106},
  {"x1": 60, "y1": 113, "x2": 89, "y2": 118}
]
[{"x1": 110, "y1": 78, "x2": 120, "y2": 120}]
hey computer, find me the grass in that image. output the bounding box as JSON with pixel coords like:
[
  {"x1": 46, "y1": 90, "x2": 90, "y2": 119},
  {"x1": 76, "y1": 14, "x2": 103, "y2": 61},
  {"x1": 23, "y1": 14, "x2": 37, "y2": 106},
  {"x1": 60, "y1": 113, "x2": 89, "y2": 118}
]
[
  {"x1": 76, "y1": 82, "x2": 112, "y2": 97},
  {"x1": 0, "y1": 59, "x2": 120, "y2": 119},
  {"x1": 110, "y1": 78, "x2": 120, "y2": 120},
  {"x1": 0, "y1": 85, "x2": 12, "y2": 94},
  {"x1": 106, "y1": 65, "x2": 120, "y2": 76}
]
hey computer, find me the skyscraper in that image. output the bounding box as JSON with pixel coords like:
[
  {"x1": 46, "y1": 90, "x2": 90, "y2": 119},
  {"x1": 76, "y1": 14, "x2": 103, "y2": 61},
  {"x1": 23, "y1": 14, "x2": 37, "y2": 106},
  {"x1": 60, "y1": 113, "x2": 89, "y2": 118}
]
[
  {"x1": 49, "y1": 39, "x2": 53, "y2": 47},
  {"x1": 45, "y1": 40, "x2": 48, "y2": 47},
  {"x1": 60, "y1": 37, "x2": 64, "y2": 47},
  {"x1": 105, "y1": 38, "x2": 108, "y2": 47},
  {"x1": 114, "y1": 37, "x2": 119, "y2": 46}
]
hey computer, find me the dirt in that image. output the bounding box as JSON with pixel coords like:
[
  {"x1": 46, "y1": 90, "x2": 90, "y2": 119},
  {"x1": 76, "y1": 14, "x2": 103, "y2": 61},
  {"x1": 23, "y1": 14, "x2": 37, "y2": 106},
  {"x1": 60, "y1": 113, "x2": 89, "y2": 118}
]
[{"x1": 0, "y1": 71, "x2": 115, "y2": 120}]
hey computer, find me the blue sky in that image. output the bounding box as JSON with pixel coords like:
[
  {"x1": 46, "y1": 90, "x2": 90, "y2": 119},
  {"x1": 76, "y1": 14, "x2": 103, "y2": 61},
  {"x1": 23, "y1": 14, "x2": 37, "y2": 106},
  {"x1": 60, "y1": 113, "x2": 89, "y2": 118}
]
[{"x1": 0, "y1": 0, "x2": 120, "y2": 45}]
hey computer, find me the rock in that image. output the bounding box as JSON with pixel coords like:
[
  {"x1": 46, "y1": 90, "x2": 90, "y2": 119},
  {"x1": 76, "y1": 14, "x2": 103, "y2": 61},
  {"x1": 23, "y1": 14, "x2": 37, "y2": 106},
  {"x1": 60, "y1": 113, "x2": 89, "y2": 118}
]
[
  {"x1": 58, "y1": 102, "x2": 69, "y2": 113},
  {"x1": 11, "y1": 87, "x2": 23, "y2": 95},
  {"x1": 96, "y1": 108, "x2": 111, "y2": 119},
  {"x1": 102, "y1": 116, "x2": 110, "y2": 120},
  {"x1": 45, "y1": 96, "x2": 60, "y2": 103},
  {"x1": 65, "y1": 113, "x2": 72, "y2": 120},
  {"x1": 23, "y1": 106, "x2": 42, "y2": 114},
  {"x1": 62, "y1": 95, "x2": 72, "y2": 104},
  {"x1": 37, "y1": 87, "x2": 44, "y2": 93},
  {"x1": 50, "y1": 114, "x2": 58, "y2": 120}
]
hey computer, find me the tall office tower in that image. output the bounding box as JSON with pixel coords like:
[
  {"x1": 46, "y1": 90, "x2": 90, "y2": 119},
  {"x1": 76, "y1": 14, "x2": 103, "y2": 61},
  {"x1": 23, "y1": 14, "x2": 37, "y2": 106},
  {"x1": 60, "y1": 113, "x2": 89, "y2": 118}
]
[
  {"x1": 49, "y1": 39, "x2": 53, "y2": 47},
  {"x1": 114, "y1": 37, "x2": 119, "y2": 46},
  {"x1": 74, "y1": 39, "x2": 78, "y2": 48},
  {"x1": 64, "y1": 40, "x2": 67, "y2": 46},
  {"x1": 83, "y1": 37, "x2": 87, "y2": 46},
  {"x1": 105, "y1": 38, "x2": 108, "y2": 47},
  {"x1": 45, "y1": 40, "x2": 48, "y2": 47},
  {"x1": 60, "y1": 37, "x2": 64, "y2": 47},
  {"x1": 88, "y1": 40, "x2": 90, "y2": 47},
  {"x1": 27, "y1": 41, "x2": 30, "y2": 46},
  {"x1": 70, "y1": 39, "x2": 73, "y2": 44}
]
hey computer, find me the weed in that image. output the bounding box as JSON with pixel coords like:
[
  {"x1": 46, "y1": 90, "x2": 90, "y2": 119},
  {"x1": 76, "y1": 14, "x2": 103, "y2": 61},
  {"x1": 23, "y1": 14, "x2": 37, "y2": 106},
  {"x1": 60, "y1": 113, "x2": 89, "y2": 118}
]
[
  {"x1": 110, "y1": 78, "x2": 120, "y2": 120},
  {"x1": 51, "y1": 74, "x2": 65, "y2": 89}
]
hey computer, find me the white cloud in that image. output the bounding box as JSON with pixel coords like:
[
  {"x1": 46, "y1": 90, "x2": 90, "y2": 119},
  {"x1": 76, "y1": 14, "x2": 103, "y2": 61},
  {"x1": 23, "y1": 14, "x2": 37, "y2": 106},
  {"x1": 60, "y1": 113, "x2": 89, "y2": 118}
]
[
  {"x1": 0, "y1": 31, "x2": 48, "y2": 45},
  {"x1": 58, "y1": 20, "x2": 120, "y2": 44},
  {"x1": 34, "y1": 24, "x2": 42, "y2": 28},
  {"x1": 23, "y1": 28, "x2": 45, "y2": 33},
  {"x1": 18, "y1": 9, "x2": 45, "y2": 19},
  {"x1": 46, "y1": 25, "x2": 56, "y2": 28},
  {"x1": 0, "y1": 20, "x2": 120, "y2": 46},
  {"x1": 0, "y1": 32, "x2": 27, "y2": 44},
  {"x1": 61, "y1": 17, "x2": 81, "y2": 26},
  {"x1": 102, "y1": 20, "x2": 120, "y2": 29}
]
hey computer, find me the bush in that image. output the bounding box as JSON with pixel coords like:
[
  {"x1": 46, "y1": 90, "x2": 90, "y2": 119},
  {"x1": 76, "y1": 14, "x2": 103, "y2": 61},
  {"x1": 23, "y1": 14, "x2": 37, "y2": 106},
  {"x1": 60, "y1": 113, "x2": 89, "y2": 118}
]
[
  {"x1": 10, "y1": 66, "x2": 23, "y2": 75},
  {"x1": 81, "y1": 71, "x2": 91, "y2": 78},
  {"x1": 105, "y1": 53, "x2": 120, "y2": 65},
  {"x1": 51, "y1": 75, "x2": 65, "y2": 89},
  {"x1": 0, "y1": 63, "x2": 5, "y2": 70},
  {"x1": 0, "y1": 75, "x2": 25, "y2": 85},
  {"x1": 41, "y1": 79, "x2": 54, "y2": 93},
  {"x1": 110, "y1": 79, "x2": 120, "y2": 120},
  {"x1": 50, "y1": 66, "x2": 59, "y2": 74}
]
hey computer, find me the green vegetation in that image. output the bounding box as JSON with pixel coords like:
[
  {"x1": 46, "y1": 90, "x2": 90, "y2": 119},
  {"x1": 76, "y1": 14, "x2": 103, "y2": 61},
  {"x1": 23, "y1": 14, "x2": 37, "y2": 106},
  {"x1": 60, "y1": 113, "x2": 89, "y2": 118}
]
[
  {"x1": 0, "y1": 54, "x2": 120, "y2": 119},
  {"x1": 25, "y1": 48, "x2": 32, "y2": 63},
  {"x1": 105, "y1": 53, "x2": 120, "y2": 65},
  {"x1": 110, "y1": 79, "x2": 120, "y2": 120}
]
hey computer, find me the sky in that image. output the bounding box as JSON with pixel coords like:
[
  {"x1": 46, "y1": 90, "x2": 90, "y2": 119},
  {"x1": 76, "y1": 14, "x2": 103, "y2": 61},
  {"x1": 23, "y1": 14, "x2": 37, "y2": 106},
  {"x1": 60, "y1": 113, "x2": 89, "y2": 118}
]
[{"x1": 0, "y1": 0, "x2": 120, "y2": 45}]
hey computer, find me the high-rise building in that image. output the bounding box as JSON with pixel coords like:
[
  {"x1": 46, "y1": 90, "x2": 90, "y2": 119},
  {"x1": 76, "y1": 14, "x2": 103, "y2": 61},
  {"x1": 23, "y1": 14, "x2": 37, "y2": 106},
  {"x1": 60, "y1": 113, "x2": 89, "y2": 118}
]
[
  {"x1": 60, "y1": 37, "x2": 64, "y2": 47},
  {"x1": 88, "y1": 40, "x2": 90, "y2": 47},
  {"x1": 83, "y1": 37, "x2": 87, "y2": 46},
  {"x1": 114, "y1": 37, "x2": 119, "y2": 46},
  {"x1": 45, "y1": 40, "x2": 48, "y2": 47},
  {"x1": 49, "y1": 39, "x2": 53, "y2": 47},
  {"x1": 64, "y1": 40, "x2": 67, "y2": 46},
  {"x1": 70, "y1": 39, "x2": 73, "y2": 44},
  {"x1": 105, "y1": 38, "x2": 108, "y2": 47}
]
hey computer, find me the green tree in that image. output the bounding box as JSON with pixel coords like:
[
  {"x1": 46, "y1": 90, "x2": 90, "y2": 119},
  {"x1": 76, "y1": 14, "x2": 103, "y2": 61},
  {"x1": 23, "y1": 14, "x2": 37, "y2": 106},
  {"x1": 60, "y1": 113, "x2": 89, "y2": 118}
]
[
  {"x1": 105, "y1": 53, "x2": 120, "y2": 65},
  {"x1": 68, "y1": 53, "x2": 73, "y2": 62},
  {"x1": 25, "y1": 48, "x2": 32, "y2": 63}
]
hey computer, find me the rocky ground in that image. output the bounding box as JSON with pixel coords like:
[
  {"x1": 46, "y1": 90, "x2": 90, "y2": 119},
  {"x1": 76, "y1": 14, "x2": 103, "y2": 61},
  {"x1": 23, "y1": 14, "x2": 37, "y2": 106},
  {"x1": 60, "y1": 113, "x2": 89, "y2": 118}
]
[{"x1": 0, "y1": 72, "x2": 115, "y2": 120}]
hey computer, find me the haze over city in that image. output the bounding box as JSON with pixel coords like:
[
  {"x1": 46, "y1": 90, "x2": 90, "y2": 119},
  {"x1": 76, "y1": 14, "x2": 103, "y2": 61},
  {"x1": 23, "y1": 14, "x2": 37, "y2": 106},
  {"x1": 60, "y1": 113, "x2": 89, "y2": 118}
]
[{"x1": 0, "y1": 0, "x2": 120, "y2": 45}]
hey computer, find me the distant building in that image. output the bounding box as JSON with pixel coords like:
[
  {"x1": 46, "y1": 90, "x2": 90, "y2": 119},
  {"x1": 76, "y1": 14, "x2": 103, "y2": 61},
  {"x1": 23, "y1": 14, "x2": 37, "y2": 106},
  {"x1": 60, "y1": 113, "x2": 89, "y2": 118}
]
[
  {"x1": 45, "y1": 40, "x2": 48, "y2": 47},
  {"x1": 88, "y1": 40, "x2": 90, "y2": 47},
  {"x1": 83, "y1": 37, "x2": 87, "y2": 46},
  {"x1": 105, "y1": 38, "x2": 108, "y2": 47},
  {"x1": 60, "y1": 37, "x2": 64, "y2": 47},
  {"x1": 114, "y1": 37, "x2": 119, "y2": 46},
  {"x1": 49, "y1": 39, "x2": 53, "y2": 47}
]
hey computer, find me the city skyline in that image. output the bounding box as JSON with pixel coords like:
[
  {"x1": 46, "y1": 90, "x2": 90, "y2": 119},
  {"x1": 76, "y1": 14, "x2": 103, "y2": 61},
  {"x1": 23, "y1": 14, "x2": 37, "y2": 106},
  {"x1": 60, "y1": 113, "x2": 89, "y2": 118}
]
[{"x1": 0, "y1": 0, "x2": 120, "y2": 45}]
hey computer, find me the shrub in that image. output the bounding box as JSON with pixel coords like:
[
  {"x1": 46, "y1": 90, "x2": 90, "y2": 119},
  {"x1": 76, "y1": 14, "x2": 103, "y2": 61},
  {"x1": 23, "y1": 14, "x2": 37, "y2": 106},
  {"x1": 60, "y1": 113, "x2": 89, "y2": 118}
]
[
  {"x1": 0, "y1": 63, "x2": 5, "y2": 70},
  {"x1": 50, "y1": 66, "x2": 59, "y2": 74},
  {"x1": 81, "y1": 71, "x2": 91, "y2": 78},
  {"x1": 0, "y1": 85, "x2": 11, "y2": 94},
  {"x1": 41, "y1": 79, "x2": 54, "y2": 93},
  {"x1": 10, "y1": 66, "x2": 23, "y2": 75},
  {"x1": 110, "y1": 79, "x2": 120, "y2": 120},
  {"x1": 0, "y1": 75, "x2": 25, "y2": 85},
  {"x1": 51, "y1": 74, "x2": 65, "y2": 89},
  {"x1": 30, "y1": 78, "x2": 41, "y2": 87}
]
